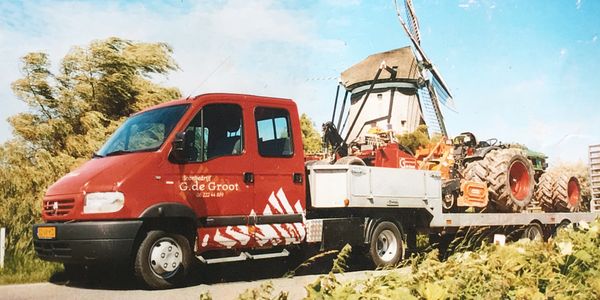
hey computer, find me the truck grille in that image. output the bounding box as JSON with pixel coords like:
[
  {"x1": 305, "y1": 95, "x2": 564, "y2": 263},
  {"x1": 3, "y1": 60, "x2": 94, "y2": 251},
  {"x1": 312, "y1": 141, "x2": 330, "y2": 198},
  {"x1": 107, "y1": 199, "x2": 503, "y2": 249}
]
[
  {"x1": 34, "y1": 240, "x2": 72, "y2": 259},
  {"x1": 43, "y1": 198, "x2": 75, "y2": 217}
]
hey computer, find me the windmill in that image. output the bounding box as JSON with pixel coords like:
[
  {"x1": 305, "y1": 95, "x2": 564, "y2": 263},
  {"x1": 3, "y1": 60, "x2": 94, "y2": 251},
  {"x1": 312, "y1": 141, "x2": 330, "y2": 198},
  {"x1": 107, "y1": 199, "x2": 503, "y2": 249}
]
[{"x1": 330, "y1": 0, "x2": 455, "y2": 148}]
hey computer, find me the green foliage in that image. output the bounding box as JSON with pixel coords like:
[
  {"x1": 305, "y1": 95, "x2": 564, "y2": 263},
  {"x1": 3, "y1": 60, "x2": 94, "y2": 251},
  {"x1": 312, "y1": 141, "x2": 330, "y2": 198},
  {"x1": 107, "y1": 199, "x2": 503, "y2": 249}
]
[
  {"x1": 396, "y1": 125, "x2": 432, "y2": 153},
  {"x1": 0, "y1": 37, "x2": 181, "y2": 261},
  {"x1": 237, "y1": 281, "x2": 289, "y2": 300},
  {"x1": 0, "y1": 253, "x2": 61, "y2": 284},
  {"x1": 299, "y1": 113, "x2": 322, "y2": 154},
  {"x1": 302, "y1": 219, "x2": 600, "y2": 299}
]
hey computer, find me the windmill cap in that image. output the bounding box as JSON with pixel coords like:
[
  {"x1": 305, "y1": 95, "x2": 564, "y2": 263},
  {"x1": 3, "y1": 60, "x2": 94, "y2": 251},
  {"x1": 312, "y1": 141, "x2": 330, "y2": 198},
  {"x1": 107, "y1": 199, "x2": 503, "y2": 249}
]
[{"x1": 340, "y1": 46, "x2": 421, "y2": 91}]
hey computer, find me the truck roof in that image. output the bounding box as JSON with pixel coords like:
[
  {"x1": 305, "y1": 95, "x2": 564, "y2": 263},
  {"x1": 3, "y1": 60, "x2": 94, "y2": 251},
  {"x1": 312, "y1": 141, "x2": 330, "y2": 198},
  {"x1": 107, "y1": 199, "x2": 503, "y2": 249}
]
[{"x1": 136, "y1": 93, "x2": 295, "y2": 114}]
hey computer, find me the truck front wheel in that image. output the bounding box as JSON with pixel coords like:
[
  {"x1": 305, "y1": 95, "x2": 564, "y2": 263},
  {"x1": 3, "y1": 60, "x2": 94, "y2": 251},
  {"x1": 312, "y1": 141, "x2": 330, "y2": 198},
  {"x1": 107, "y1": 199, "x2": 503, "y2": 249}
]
[
  {"x1": 368, "y1": 221, "x2": 404, "y2": 268},
  {"x1": 134, "y1": 230, "x2": 193, "y2": 289}
]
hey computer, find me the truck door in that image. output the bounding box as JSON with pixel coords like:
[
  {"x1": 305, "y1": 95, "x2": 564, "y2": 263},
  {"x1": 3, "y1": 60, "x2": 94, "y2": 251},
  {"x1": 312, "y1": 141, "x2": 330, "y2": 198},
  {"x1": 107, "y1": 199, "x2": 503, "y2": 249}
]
[
  {"x1": 174, "y1": 103, "x2": 254, "y2": 251},
  {"x1": 252, "y1": 106, "x2": 306, "y2": 247}
]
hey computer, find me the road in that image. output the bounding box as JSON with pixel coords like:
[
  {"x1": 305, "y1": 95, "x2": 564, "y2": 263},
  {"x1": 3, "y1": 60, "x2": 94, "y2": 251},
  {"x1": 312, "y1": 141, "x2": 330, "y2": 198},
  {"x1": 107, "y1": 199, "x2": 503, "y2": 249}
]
[
  {"x1": 0, "y1": 268, "x2": 409, "y2": 300},
  {"x1": 0, "y1": 253, "x2": 410, "y2": 300}
]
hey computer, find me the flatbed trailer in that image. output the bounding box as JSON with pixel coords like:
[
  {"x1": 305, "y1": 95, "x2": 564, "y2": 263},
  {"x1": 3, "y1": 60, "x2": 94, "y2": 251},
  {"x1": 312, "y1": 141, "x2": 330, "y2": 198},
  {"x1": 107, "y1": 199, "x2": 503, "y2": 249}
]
[{"x1": 307, "y1": 164, "x2": 599, "y2": 239}]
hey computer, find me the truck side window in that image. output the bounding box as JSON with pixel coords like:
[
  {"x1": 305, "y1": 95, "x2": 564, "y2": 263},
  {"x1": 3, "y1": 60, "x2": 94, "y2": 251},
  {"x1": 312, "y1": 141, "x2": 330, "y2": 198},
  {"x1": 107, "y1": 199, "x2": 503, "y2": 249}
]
[
  {"x1": 255, "y1": 107, "x2": 293, "y2": 157},
  {"x1": 184, "y1": 104, "x2": 243, "y2": 162}
]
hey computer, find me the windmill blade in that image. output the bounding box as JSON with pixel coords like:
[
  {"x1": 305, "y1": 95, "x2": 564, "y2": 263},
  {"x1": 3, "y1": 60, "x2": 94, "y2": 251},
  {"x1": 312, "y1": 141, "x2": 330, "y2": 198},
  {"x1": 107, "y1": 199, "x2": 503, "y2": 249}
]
[
  {"x1": 393, "y1": 0, "x2": 455, "y2": 104},
  {"x1": 404, "y1": 0, "x2": 421, "y2": 45},
  {"x1": 432, "y1": 72, "x2": 457, "y2": 111}
]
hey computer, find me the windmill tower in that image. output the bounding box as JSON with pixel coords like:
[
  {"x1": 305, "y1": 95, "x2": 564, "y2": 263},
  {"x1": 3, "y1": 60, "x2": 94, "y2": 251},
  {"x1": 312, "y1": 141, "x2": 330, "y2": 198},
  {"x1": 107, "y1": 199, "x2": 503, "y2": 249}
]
[{"x1": 332, "y1": 0, "x2": 455, "y2": 145}]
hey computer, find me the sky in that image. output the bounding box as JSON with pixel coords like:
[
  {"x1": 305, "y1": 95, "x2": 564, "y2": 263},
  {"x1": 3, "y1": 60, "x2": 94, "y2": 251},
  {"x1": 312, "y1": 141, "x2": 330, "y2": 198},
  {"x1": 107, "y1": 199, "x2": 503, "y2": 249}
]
[{"x1": 0, "y1": 0, "x2": 598, "y2": 165}]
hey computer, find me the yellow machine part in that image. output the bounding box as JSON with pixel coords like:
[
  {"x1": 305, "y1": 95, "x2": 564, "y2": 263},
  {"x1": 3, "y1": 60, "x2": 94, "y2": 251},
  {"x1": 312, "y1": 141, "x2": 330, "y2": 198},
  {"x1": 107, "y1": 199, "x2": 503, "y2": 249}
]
[
  {"x1": 457, "y1": 180, "x2": 488, "y2": 207},
  {"x1": 416, "y1": 138, "x2": 454, "y2": 180}
]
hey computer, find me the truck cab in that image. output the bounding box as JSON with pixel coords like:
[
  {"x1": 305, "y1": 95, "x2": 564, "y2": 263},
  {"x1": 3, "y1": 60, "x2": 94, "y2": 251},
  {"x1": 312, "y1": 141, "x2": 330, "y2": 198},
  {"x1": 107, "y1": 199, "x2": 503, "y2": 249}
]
[{"x1": 33, "y1": 94, "x2": 307, "y2": 288}]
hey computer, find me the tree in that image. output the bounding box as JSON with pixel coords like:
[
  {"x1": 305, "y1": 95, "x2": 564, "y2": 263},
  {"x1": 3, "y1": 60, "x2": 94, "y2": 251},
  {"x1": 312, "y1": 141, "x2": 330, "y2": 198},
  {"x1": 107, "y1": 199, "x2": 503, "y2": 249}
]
[
  {"x1": 395, "y1": 125, "x2": 433, "y2": 153},
  {"x1": 300, "y1": 113, "x2": 322, "y2": 154},
  {"x1": 0, "y1": 37, "x2": 181, "y2": 255}
]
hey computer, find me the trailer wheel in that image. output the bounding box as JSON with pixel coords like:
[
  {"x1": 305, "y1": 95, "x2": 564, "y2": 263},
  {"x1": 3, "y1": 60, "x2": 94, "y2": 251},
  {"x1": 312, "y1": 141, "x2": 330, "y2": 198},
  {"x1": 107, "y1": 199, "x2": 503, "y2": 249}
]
[
  {"x1": 521, "y1": 223, "x2": 544, "y2": 241},
  {"x1": 553, "y1": 220, "x2": 571, "y2": 237},
  {"x1": 368, "y1": 221, "x2": 404, "y2": 268},
  {"x1": 134, "y1": 230, "x2": 192, "y2": 289}
]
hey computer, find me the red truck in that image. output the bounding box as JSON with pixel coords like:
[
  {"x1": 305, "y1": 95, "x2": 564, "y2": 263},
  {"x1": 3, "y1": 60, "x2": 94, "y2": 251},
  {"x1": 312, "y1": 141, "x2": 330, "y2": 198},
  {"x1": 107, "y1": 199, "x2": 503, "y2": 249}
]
[{"x1": 33, "y1": 93, "x2": 599, "y2": 289}]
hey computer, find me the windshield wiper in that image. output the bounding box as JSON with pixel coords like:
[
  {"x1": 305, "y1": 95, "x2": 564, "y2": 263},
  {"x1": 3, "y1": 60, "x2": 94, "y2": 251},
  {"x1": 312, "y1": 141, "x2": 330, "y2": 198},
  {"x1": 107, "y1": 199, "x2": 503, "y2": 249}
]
[
  {"x1": 92, "y1": 152, "x2": 104, "y2": 158},
  {"x1": 104, "y1": 150, "x2": 134, "y2": 157}
]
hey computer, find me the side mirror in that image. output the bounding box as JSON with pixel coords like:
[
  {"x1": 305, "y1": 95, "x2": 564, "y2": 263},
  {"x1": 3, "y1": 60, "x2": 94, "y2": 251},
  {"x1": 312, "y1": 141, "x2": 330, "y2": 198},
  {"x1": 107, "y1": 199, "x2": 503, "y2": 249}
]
[{"x1": 170, "y1": 131, "x2": 187, "y2": 163}]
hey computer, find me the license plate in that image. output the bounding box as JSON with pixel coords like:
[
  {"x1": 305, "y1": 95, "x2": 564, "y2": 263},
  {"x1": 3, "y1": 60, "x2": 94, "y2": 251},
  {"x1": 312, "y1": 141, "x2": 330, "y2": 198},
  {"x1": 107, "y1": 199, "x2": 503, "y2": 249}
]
[{"x1": 37, "y1": 227, "x2": 56, "y2": 239}]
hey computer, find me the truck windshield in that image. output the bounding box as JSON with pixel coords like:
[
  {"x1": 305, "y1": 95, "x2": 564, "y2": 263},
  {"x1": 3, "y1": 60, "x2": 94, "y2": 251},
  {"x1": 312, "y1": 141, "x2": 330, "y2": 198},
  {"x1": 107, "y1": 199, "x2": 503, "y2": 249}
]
[{"x1": 96, "y1": 104, "x2": 189, "y2": 157}]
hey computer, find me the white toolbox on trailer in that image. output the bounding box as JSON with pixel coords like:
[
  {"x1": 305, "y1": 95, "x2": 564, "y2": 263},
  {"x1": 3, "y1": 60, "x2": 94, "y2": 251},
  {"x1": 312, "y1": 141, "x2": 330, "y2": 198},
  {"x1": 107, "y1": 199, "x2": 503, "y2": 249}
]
[{"x1": 308, "y1": 164, "x2": 442, "y2": 209}]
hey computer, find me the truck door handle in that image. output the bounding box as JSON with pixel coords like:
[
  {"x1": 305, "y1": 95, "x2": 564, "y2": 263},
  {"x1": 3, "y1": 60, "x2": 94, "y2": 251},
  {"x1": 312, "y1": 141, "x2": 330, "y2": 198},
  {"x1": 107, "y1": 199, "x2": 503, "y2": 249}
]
[
  {"x1": 244, "y1": 172, "x2": 254, "y2": 184},
  {"x1": 293, "y1": 173, "x2": 303, "y2": 183}
]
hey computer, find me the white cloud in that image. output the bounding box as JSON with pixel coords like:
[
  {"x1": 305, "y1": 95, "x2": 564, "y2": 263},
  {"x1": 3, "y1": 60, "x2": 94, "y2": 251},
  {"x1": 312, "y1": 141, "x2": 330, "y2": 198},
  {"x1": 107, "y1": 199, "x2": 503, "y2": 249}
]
[
  {"x1": 458, "y1": 0, "x2": 479, "y2": 9},
  {"x1": 560, "y1": 48, "x2": 568, "y2": 58},
  {"x1": 576, "y1": 0, "x2": 582, "y2": 10},
  {"x1": 0, "y1": 1, "x2": 345, "y2": 142}
]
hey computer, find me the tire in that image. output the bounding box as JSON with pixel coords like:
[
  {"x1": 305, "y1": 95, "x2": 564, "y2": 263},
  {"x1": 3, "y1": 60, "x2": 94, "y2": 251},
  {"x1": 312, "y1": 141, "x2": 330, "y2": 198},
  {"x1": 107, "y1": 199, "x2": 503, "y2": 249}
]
[
  {"x1": 368, "y1": 221, "x2": 404, "y2": 268},
  {"x1": 521, "y1": 223, "x2": 544, "y2": 241},
  {"x1": 553, "y1": 175, "x2": 581, "y2": 212},
  {"x1": 462, "y1": 160, "x2": 487, "y2": 183},
  {"x1": 305, "y1": 160, "x2": 331, "y2": 167},
  {"x1": 134, "y1": 230, "x2": 193, "y2": 289},
  {"x1": 335, "y1": 156, "x2": 366, "y2": 166},
  {"x1": 482, "y1": 148, "x2": 535, "y2": 212},
  {"x1": 536, "y1": 172, "x2": 555, "y2": 212},
  {"x1": 553, "y1": 220, "x2": 571, "y2": 237}
]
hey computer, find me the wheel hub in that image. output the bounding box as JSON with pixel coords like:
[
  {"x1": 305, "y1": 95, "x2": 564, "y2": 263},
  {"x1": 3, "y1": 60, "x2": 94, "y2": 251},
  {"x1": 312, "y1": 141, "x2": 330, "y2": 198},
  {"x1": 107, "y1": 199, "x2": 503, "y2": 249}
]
[
  {"x1": 149, "y1": 238, "x2": 182, "y2": 278},
  {"x1": 376, "y1": 229, "x2": 398, "y2": 262},
  {"x1": 509, "y1": 160, "x2": 530, "y2": 201},
  {"x1": 567, "y1": 177, "x2": 580, "y2": 206}
]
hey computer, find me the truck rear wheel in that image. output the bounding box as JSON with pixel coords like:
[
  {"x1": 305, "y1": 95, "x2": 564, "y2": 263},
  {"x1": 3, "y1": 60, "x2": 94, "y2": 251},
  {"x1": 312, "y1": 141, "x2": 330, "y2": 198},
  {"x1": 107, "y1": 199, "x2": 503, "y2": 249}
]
[
  {"x1": 483, "y1": 149, "x2": 534, "y2": 212},
  {"x1": 134, "y1": 230, "x2": 193, "y2": 289},
  {"x1": 368, "y1": 221, "x2": 404, "y2": 268}
]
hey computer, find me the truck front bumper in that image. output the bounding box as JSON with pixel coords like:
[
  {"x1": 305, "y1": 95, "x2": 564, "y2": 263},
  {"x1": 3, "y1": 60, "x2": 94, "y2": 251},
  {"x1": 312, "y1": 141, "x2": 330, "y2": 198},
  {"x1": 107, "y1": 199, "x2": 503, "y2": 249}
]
[{"x1": 33, "y1": 220, "x2": 143, "y2": 264}]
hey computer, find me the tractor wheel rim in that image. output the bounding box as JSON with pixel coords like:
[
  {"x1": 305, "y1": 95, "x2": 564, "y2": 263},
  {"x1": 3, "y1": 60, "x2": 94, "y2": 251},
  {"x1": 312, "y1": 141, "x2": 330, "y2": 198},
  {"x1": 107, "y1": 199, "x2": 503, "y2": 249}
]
[
  {"x1": 376, "y1": 229, "x2": 398, "y2": 262},
  {"x1": 509, "y1": 160, "x2": 530, "y2": 201},
  {"x1": 149, "y1": 237, "x2": 183, "y2": 279},
  {"x1": 567, "y1": 178, "x2": 580, "y2": 206}
]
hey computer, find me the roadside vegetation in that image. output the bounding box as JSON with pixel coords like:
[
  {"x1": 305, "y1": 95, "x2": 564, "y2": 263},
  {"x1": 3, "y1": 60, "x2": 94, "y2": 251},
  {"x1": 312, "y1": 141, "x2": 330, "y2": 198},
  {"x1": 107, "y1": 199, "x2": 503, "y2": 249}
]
[{"x1": 222, "y1": 219, "x2": 600, "y2": 299}]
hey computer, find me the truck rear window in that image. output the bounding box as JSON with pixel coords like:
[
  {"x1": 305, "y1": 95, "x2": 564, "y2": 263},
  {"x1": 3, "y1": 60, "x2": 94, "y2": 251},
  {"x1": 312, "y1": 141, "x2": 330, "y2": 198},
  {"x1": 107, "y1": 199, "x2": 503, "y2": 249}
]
[{"x1": 255, "y1": 107, "x2": 293, "y2": 157}]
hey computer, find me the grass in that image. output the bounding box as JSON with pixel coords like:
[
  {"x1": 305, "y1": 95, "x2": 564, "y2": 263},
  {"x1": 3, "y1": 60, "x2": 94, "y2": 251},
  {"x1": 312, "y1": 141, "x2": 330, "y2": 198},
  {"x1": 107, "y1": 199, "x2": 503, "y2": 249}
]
[{"x1": 0, "y1": 252, "x2": 62, "y2": 285}]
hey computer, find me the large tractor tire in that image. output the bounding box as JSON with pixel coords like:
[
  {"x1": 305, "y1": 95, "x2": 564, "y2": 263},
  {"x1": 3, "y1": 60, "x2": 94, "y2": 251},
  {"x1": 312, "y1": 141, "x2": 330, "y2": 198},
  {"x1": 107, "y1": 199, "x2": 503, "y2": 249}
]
[
  {"x1": 482, "y1": 148, "x2": 535, "y2": 212},
  {"x1": 463, "y1": 160, "x2": 488, "y2": 183},
  {"x1": 535, "y1": 172, "x2": 555, "y2": 212},
  {"x1": 553, "y1": 174, "x2": 581, "y2": 212},
  {"x1": 335, "y1": 156, "x2": 366, "y2": 166}
]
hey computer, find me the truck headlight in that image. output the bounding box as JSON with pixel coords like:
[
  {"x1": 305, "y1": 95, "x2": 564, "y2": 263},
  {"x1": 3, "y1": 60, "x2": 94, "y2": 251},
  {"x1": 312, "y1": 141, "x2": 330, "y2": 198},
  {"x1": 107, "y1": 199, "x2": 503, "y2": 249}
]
[{"x1": 83, "y1": 192, "x2": 125, "y2": 214}]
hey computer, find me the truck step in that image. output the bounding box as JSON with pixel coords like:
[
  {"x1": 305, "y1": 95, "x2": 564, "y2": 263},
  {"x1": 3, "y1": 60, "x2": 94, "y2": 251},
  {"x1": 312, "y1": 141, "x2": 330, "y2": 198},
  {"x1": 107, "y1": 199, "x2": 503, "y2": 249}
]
[{"x1": 196, "y1": 249, "x2": 290, "y2": 264}]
